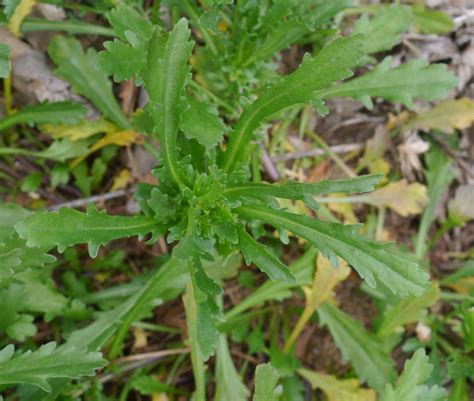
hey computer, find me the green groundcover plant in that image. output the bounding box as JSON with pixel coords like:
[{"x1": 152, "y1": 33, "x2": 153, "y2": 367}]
[{"x1": 0, "y1": 1, "x2": 463, "y2": 400}]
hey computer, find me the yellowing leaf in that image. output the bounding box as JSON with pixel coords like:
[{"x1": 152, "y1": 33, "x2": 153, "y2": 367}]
[
  {"x1": 111, "y1": 169, "x2": 133, "y2": 191},
  {"x1": 299, "y1": 369, "x2": 377, "y2": 401},
  {"x1": 284, "y1": 254, "x2": 350, "y2": 350},
  {"x1": 404, "y1": 98, "x2": 474, "y2": 134},
  {"x1": 357, "y1": 126, "x2": 391, "y2": 178},
  {"x1": 71, "y1": 130, "x2": 143, "y2": 167},
  {"x1": 327, "y1": 195, "x2": 357, "y2": 224},
  {"x1": 8, "y1": 0, "x2": 37, "y2": 37},
  {"x1": 42, "y1": 119, "x2": 118, "y2": 141},
  {"x1": 364, "y1": 180, "x2": 428, "y2": 216}
]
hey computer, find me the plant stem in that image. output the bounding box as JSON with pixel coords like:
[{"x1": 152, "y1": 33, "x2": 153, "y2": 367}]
[
  {"x1": 0, "y1": 18, "x2": 114, "y2": 36},
  {"x1": 306, "y1": 131, "x2": 356, "y2": 177},
  {"x1": 181, "y1": 0, "x2": 218, "y2": 56},
  {"x1": 183, "y1": 282, "x2": 206, "y2": 401},
  {"x1": 3, "y1": 73, "x2": 13, "y2": 116}
]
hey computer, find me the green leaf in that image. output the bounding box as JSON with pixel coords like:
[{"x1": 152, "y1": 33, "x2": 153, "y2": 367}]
[
  {"x1": 145, "y1": 18, "x2": 194, "y2": 186},
  {"x1": 97, "y1": 5, "x2": 153, "y2": 82},
  {"x1": 106, "y1": 4, "x2": 153, "y2": 44},
  {"x1": 413, "y1": 6, "x2": 454, "y2": 34},
  {"x1": 3, "y1": 0, "x2": 21, "y2": 19},
  {"x1": 187, "y1": 257, "x2": 222, "y2": 361},
  {"x1": 354, "y1": 5, "x2": 412, "y2": 53},
  {"x1": 36, "y1": 139, "x2": 90, "y2": 162},
  {"x1": 235, "y1": 204, "x2": 430, "y2": 297},
  {"x1": 380, "y1": 349, "x2": 447, "y2": 401},
  {"x1": 377, "y1": 284, "x2": 439, "y2": 339},
  {"x1": 0, "y1": 202, "x2": 30, "y2": 241},
  {"x1": 214, "y1": 334, "x2": 250, "y2": 401},
  {"x1": 0, "y1": 236, "x2": 56, "y2": 286},
  {"x1": 0, "y1": 101, "x2": 86, "y2": 131},
  {"x1": 321, "y1": 57, "x2": 458, "y2": 109},
  {"x1": 225, "y1": 248, "x2": 317, "y2": 320},
  {"x1": 220, "y1": 34, "x2": 365, "y2": 172},
  {"x1": 15, "y1": 204, "x2": 160, "y2": 258},
  {"x1": 181, "y1": 96, "x2": 226, "y2": 148},
  {"x1": 224, "y1": 175, "x2": 383, "y2": 204},
  {"x1": 0, "y1": 285, "x2": 36, "y2": 341},
  {"x1": 0, "y1": 43, "x2": 11, "y2": 78},
  {"x1": 48, "y1": 36, "x2": 131, "y2": 129},
  {"x1": 0, "y1": 342, "x2": 107, "y2": 392},
  {"x1": 253, "y1": 363, "x2": 282, "y2": 401},
  {"x1": 415, "y1": 143, "x2": 455, "y2": 259},
  {"x1": 237, "y1": 227, "x2": 295, "y2": 282},
  {"x1": 97, "y1": 40, "x2": 147, "y2": 82},
  {"x1": 318, "y1": 302, "x2": 396, "y2": 392}
]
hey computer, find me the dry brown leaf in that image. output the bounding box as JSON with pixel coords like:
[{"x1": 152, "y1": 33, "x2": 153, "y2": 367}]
[
  {"x1": 404, "y1": 98, "x2": 474, "y2": 134},
  {"x1": 299, "y1": 369, "x2": 377, "y2": 401},
  {"x1": 364, "y1": 179, "x2": 429, "y2": 216}
]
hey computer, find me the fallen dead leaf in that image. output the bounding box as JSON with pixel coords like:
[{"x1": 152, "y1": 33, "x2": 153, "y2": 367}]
[
  {"x1": 364, "y1": 179, "x2": 429, "y2": 217},
  {"x1": 403, "y1": 98, "x2": 474, "y2": 134},
  {"x1": 299, "y1": 369, "x2": 377, "y2": 401}
]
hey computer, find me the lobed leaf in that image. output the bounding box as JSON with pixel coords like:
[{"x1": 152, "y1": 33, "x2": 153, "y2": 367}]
[
  {"x1": 0, "y1": 237, "x2": 56, "y2": 287},
  {"x1": 220, "y1": 34, "x2": 365, "y2": 172},
  {"x1": 377, "y1": 284, "x2": 439, "y2": 339},
  {"x1": 237, "y1": 227, "x2": 295, "y2": 282},
  {"x1": 15, "y1": 204, "x2": 161, "y2": 258},
  {"x1": 235, "y1": 204, "x2": 430, "y2": 297},
  {"x1": 48, "y1": 36, "x2": 131, "y2": 129},
  {"x1": 0, "y1": 202, "x2": 30, "y2": 241},
  {"x1": 318, "y1": 302, "x2": 396, "y2": 392},
  {"x1": 181, "y1": 96, "x2": 226, "y2": 148},
  {"x1": 224, "y1": 175, "x2": 383, "y2": 204},
  {"x1": 144, "y1": 19, "x2": 194, "y2": 186},
  {"x1": 380, "y1": 349, "x2": 446, "y2": 401},
  {"x1": 0, "y1": 101, "x2": 86, "y2": 131},
  {"x1": 321, "y1": 57, "x2": 457, "y2": 109},
  {"x1": 354, "y1": 5, "x2": 412, "y2": 54},
  {"x1": 253, "y1": 363, "x2": 282, "y2": 401},
  {"x1": 97, "y1": 5, "x2": 154, "y2": 82},
  {"x1": 0, "y1": 342, "x2": 107, "y2": 392}
]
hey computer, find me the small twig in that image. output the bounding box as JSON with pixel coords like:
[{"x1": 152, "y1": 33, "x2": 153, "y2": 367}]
[
  {"x1": 48, "y1": 189, "x2": 132, "y2": 210},
  {"x1": 274, "y1": 143, "x2": 364, "y2": 162},
  {"x1": 113, "y1": 348, "x2": 189, "y2": 364},
  {"x1": 260, "y1": 144, "x2": 280, "y2": 181}
]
